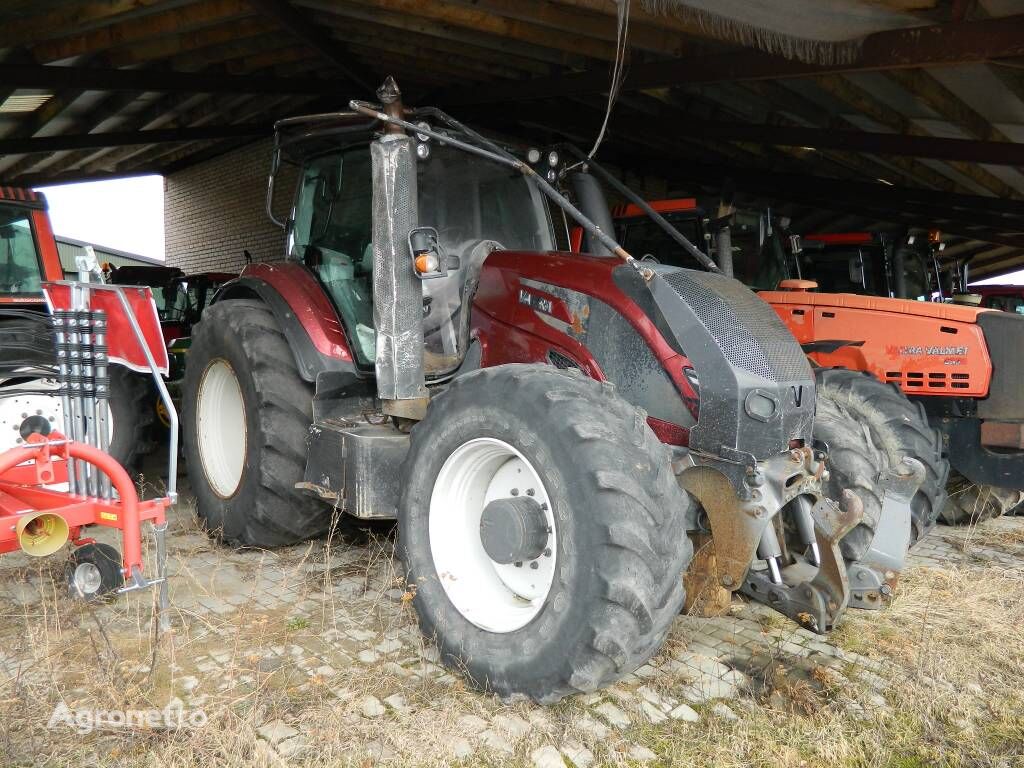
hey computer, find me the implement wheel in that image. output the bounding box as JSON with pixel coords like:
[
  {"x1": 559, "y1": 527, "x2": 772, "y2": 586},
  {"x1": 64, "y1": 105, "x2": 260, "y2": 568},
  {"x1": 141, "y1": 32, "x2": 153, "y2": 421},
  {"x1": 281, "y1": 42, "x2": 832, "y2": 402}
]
[{"x1": 398, "y1": 364, "x2": 693, "y2": 703}]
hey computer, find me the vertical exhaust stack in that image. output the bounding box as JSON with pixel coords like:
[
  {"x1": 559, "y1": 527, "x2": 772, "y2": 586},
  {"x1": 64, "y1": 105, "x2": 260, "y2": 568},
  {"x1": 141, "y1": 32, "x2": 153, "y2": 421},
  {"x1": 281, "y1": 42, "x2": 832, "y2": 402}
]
[{"x1": 370, "y1": 77, "x2": 429, "y2": 418}]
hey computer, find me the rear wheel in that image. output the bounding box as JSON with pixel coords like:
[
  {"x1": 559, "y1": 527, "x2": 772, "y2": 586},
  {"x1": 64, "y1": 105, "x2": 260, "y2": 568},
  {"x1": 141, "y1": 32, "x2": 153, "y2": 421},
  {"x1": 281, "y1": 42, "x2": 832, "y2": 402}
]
[
  {"x1": 942, "y1": 475, "x2": 1024, "y2": 524},
  {"x1": 398, "y1": 364, "x2": 693, "y2": 703},
  {"x1": 107, "y1": 366, "x2": 156, "y2": 472},
  {"x1": 815, "y1": 369, "x2": 949, "y2": 555},
  {"x1": 183, "y1": 299, "x2": 329, "y2": 547}
]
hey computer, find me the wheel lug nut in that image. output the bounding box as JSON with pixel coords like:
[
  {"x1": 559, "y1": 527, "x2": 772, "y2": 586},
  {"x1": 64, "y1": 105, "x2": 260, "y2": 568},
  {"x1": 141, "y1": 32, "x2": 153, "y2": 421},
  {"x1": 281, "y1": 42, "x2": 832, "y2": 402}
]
[
  {"x1": 543, "y1": 548, "x2": 551, "y2": 557},
  {"x1": 540, "y1": 502, "x2": 548, "y2": 511},
  {"x1": 514, "y1": 561, "x2": 523, "y2": 568},
  {"x1": 526, "y1": 488, "x2": 535, "y2": 496},
  {"x1": 530, "y1": 561, "x2": 539, "y2": 570},
  {"x1": 510, "y1": 488, "x2": 519, "y2": 496}
]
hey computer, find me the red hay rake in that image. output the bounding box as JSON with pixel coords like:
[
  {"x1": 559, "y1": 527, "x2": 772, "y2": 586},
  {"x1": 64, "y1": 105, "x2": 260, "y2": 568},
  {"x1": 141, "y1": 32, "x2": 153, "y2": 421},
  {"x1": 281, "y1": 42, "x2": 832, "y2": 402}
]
[{"x1": 0, "y1": 277, "x2": 176, "y2": 619}]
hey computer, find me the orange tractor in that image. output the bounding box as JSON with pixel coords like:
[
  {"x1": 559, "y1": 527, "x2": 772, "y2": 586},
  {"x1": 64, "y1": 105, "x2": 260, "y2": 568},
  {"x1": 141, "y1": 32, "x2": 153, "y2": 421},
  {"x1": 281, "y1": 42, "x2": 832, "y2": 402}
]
[{"x1": 610, "y1": 201, "x2": 1022, "y2": 528}]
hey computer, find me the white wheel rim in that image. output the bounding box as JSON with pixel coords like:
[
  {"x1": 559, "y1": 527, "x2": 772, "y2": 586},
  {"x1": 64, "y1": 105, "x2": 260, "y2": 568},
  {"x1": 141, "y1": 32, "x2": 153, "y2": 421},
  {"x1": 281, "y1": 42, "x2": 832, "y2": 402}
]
[
  {"x1": 429, "y1": 437, "x2": 557, "y2": 633},
  {"x1": 0, "y1": 378, "x2": 63, "y2": 450},
  {"x1": 196, "y1": 359, "x2": 246, "y2": 498}
]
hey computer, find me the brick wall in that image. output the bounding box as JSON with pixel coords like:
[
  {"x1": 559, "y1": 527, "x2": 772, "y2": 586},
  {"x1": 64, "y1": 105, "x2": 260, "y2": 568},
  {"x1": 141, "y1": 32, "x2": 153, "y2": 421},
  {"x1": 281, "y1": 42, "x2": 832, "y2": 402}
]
[{"x1": 164, "y1": 138, "x2": 297, "y2": 273}]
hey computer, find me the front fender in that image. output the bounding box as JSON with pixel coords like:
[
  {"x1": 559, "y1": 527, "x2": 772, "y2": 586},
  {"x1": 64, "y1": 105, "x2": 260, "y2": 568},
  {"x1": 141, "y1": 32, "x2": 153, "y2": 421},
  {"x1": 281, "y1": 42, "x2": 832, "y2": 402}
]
[{"x1": 216, "y1": 263, "x2": 354, "y2": 383}]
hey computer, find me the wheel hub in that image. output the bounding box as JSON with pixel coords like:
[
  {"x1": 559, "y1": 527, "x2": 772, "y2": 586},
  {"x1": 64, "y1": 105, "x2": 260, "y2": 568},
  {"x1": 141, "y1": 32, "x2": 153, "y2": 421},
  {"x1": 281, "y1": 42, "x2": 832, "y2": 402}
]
[
  {"x1": 72, "y1": 562, "x2": 102, "y2": 596},
  {"x1": 19, "y1": 414, "x2": 51, "y2": 439},
  {"x1": 479, "y1": 496, "x2": 549, "y2": 564}
]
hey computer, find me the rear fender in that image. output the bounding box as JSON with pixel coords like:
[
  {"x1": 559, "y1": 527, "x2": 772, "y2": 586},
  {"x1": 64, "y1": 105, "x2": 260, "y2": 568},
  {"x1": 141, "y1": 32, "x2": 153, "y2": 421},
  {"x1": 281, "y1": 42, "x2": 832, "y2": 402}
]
[{"x1": 216, "y1": 263, "x2": 354, "y2": 383}]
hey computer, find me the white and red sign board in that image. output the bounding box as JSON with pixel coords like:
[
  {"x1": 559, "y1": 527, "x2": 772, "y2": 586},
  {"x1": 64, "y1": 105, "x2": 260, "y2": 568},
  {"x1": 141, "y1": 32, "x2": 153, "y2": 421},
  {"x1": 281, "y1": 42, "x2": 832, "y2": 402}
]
[{"x1": 43, "y1": 282, "x2": 169, "y2": 376}]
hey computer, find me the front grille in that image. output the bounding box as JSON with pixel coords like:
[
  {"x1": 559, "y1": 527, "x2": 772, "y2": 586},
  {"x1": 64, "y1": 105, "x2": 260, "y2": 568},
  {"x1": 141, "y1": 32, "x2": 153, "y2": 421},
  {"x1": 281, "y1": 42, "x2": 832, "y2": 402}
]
[
  {"x1": 885, "y1": 370, "x2": 971, "y2": 392},
  {"x1": 547, "y1": 349, "x2": 581, "y2": 370},
  {"x1": 659, "y1": 270, "x2": 811, "y2": 383}
]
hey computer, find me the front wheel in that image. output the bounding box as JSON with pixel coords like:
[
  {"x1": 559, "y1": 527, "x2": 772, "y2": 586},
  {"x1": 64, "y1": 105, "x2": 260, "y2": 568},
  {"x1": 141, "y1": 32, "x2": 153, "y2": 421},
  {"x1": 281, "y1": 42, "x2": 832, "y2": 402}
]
[
  {"x1": 182, "y1": 299, "x2": 329, "y2": 547},
  {"x1": 398, "y1": 365, "x2": 694, "y2": 703}
]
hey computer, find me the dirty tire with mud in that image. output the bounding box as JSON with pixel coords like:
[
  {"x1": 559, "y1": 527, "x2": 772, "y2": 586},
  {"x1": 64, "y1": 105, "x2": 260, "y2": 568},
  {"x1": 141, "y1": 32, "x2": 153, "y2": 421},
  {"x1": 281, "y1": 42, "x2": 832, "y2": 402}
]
[{"x1": 398, "y1": 364, "x2": 694, "y2": 703}]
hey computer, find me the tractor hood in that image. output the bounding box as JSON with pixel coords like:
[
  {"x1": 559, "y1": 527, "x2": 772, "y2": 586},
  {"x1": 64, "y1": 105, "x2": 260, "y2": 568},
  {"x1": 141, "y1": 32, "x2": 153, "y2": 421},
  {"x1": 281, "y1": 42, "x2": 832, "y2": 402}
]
[
  {"x1": 618, "y1": 265, "x2": 816, "y2": 461},
  {"x1": 760, "y1": 289, "x2": 988, "y2": 323}
]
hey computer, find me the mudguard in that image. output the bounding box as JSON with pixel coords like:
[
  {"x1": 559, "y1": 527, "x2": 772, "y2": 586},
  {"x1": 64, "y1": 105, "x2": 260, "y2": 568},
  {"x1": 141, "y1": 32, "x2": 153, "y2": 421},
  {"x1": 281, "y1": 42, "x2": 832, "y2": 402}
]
[{"x1": 216, "y1": 263, "x2": 355, "y2": 383}]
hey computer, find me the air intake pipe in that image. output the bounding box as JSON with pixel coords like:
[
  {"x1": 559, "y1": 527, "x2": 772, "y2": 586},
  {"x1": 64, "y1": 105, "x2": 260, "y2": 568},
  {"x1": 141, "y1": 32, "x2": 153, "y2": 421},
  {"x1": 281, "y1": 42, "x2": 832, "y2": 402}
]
[{"x1": 569, "y1": 172, "x2": 615, "y2": 258}]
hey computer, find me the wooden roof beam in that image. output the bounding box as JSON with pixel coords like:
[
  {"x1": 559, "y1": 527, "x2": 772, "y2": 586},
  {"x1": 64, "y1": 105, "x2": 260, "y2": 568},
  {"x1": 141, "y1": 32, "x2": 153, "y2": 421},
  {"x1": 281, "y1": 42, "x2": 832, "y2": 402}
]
[
  {"x1": 244, "y1": 0, "x2": 375, "y2": 90},
  {"x1": 0, "y1": 124, "x2": 268, "y2": 155},
  {"x1": 304, "y1": 0, "x2": 620, "y2": 61},
  {"x1": 0, "y1": 62, "x2": 334, "y2": 94},
  {"x1": 443, "y1": 13, "x2": 1024, "y2": 105},
  {"x1": 303, "y1": 1, "x2": 585, "y2": 68},
  {"x1": 813, "y1": 73, "x2": 1018, "y2": 198},
  {"x1": 31, "y1": 0, "x2": 254, "y2": 63}
]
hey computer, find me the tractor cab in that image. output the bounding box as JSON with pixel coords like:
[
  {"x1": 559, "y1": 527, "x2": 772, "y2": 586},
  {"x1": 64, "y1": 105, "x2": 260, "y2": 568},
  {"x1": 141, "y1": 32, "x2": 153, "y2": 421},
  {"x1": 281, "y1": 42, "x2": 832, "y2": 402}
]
[
  {"x1": 272, "y1": 112, "x2": 554, "y2": 376},
  {"x1": 0, "y1": 190, "x2": 63, "y2": 306}
]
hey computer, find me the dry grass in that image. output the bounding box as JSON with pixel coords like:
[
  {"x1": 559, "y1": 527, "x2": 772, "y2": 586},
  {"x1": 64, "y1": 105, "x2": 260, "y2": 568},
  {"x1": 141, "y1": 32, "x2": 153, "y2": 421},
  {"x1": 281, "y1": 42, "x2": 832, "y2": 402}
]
[{"x1": 0, "y1": 514, "x2": 1022, "y2": 767}]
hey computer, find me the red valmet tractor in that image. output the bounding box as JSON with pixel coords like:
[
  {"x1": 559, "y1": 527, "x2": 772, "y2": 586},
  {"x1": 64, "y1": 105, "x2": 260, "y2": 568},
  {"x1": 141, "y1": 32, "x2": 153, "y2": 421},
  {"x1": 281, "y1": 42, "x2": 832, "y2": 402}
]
[{"x1": 183, "y1": 80, "x2": 917, "y2": 702}]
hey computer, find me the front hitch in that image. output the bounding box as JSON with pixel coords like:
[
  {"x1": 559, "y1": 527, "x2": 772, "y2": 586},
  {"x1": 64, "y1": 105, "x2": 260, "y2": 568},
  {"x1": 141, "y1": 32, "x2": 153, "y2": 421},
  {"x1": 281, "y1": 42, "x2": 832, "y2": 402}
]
[
  {"x1": 741, "y1": 490, "x2": 861, "y2": 633},
  {"x1": 846, "y1": 457, "x2": 925, "y2": 610},
  {"x1": 679, "y1": 446, "x2": 866, "y2": 633}
]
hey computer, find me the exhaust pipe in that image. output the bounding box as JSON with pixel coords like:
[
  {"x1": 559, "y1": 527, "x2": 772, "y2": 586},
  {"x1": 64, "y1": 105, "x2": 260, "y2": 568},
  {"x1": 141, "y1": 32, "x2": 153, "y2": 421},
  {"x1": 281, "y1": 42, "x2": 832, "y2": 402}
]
[
  {"x1": 16, "y1": 511, "x2": 70, "y2": 557},
  {"x1": 370, "y1": 77, "x2": 429, "y2": 419}
]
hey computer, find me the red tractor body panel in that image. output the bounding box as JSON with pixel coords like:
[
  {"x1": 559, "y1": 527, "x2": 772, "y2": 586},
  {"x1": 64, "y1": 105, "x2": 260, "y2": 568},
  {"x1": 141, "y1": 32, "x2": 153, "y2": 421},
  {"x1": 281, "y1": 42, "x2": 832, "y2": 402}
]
[
  {"x1": 472, "y1": 250, "x2": 699, "y2": 443},
  {"x1": 239, "y1": 262, "x2": 353, "y2": 363},
  {"x1": 761, "y1": 290, "x2": 993, "y2": 398}
]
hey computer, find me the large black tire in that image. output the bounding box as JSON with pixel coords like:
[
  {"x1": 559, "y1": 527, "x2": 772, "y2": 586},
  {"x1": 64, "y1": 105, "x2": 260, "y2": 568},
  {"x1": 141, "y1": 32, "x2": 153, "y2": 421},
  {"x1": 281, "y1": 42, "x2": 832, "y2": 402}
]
[
  {"x1": 942, "y1": 475, "x2": 1024, "y2": 524},
  {"x1": 815, "y1": 369, "x2": 949, "y2": 555},
  {"x1": 398, "y1": 364, "x2": 694, "y2": 703},
  {"x1": 182, "y1": 299, "x2": 329, "y2": 547},
  {"x1": 106, "y1": 366, "x2": 156, "y2": 472},
  {"x1": 813, "y1": 387, "x2": 886, "y2": 561}
]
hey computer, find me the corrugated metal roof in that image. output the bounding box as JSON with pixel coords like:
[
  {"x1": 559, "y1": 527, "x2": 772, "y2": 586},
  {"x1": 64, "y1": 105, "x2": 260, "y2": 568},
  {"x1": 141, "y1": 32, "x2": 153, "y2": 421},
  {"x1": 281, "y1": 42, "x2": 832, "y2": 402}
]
[
  {"x1": 0, "y1": 0, "x2": 1022, "y2": 276},
  {"x1": 54, "y1": 234, "x2": 163, "y2": 275}
]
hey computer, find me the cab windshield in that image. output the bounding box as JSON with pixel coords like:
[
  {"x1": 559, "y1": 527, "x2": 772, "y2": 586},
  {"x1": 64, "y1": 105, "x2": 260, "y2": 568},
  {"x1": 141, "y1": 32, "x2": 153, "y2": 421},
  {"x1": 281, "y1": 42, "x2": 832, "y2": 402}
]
[
  {"x1": 289, "y1": 141, "x2": 554, "y2": 371},
  {"x1": 0, "y1": 205, "x2": 43, "y2": 297}
]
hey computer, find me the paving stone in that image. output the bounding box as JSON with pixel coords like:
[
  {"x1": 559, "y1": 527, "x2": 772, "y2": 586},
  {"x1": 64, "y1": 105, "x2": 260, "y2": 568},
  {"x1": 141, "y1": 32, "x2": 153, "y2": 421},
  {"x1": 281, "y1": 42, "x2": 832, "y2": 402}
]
[
  {"x1": 258, "y1": 719, "x2": 299, "y2": 745},
  {"x1": 711, "y1": 702, "x2": 739, "y2": 721},
  {"x1": 669, "y1": 703, "x2": 700, "y2": 722},
  {"x1": 494, "y1": 713, "x2": 532, "y2": 740},
  {"x1": 360, "y1": 695, "x2": 385, "y2": 717},
  {"x1": 458, "y1": 714, "x2": 489, "y2": 732},
  {"x1": 562, "y1": 740, "x2": 594, "y2": 768},
  {"x1": 479, "y1": 728, "x2": 514, "y2": 753},
  {"x1": 637, "y1": 685, "x2": 672, "y2": 712},
  {"x1": 276, "y1": 735, "x2": 310, "y2": 758},
  {"x1": 447, "y1": 736, "x2": 474, "y2": 759},
  {"x1": 357, "y1": 649, "x2": 379, "y2": 664},
  {"x1": 531, "y1": 745, "x2": 565, "y2": 768},
  {"x1": 383, "y1": 693, "x2": 410, "y2": 713},
  {"x1": 594, "y1": 701, "x2": 630, "y2": 729},
  {"x1": 628, "y1": 745, "x2": 658, "y2": 762},
  {"x1": 576, "y1": 715, "x2": 610, "y2": 741},
  {"x1": 641, "y1": 701, "x2": 668, "y2": 724}
]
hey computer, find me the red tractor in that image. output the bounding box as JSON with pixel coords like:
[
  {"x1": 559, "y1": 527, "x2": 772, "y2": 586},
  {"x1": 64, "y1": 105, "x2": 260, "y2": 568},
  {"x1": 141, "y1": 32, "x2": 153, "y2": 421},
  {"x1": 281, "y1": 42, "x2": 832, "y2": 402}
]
[
  {"x1": 0, "y1": 187, "x2": 152, "y2": 468},
  {"x1": 181, "y1": 80, "x2": 920, "y2": 702}
]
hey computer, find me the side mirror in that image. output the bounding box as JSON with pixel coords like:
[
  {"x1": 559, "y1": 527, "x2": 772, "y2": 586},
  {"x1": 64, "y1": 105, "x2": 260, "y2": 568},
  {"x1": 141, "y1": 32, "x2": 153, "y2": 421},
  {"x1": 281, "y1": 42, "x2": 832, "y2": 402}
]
[
  {"x1": 789, "y1": 235, "x2": 803, "y2": 255},
  {"x1": 408, "y1": 227, "x2": 459, "y2": 279},
  {"x1": 848, "y1": 257, "x2": 864, "y2": 286}
]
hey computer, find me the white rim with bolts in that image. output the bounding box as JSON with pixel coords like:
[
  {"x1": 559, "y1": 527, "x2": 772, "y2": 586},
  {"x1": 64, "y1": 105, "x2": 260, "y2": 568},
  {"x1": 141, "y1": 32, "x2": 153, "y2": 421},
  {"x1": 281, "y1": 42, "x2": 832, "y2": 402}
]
[
  {"x1": 196, "y1": 359, "x2": 247, "y2": 498},
  {"x1": 429, "y1": 437, "x2": 557, "y2": 633}
]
